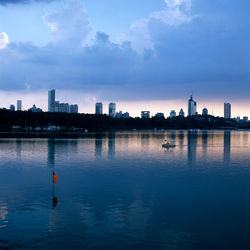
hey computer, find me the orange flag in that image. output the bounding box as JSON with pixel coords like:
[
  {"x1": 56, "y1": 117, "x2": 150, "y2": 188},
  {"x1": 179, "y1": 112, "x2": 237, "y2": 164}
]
[{"x1": 53, "y1": 171, "x2": 58, "y2": 184}]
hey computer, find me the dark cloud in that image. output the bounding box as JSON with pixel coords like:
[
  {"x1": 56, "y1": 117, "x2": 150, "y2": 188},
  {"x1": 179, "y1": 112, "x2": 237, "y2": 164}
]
[{"x1": 0, "y1": 0, "x2": 250, "y2": 101}]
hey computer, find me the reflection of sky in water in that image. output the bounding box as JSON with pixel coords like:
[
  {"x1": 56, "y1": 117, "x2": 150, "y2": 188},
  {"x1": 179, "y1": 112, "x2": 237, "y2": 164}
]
[{"x1": 0, "y1": 131, "x2": 250, "y2": 248}]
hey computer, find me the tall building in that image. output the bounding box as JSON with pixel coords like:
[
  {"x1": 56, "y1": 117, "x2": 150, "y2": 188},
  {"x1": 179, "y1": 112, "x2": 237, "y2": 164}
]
[
  {"x1": 202, "y1": 108, "x2": 208, "y2": 116},
  {"x1": 141, "y1": 111, "x2": 150, "y2": 118},
  {"x1": 48, "y1": 89, "x2": 55, "y2": 112},
  {"x1": 17, "y1": 100, "x2": 22, "y2": 111},
  {"x1": 95, "y1": 103, "x2": 103, "y2": 115},
  {"x1": 224, "y1": 103, "x2": 231, "y2": 119},
  {"x1": 179, "y1": 108, "x2": 185, "y2": 117},
  {"x1": 170, "y1": 110, "x2": 176, "y2": 118},
  {"x1": 188, "y1": 95, "x2": 197, "y2": 116},
  {"x1": 109, "y1": 103, "x2": 116, "y2": 117}
]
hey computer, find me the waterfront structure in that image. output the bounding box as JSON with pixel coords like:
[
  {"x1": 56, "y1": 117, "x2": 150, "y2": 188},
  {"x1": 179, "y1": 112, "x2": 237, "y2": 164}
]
[
  {"x1": 202, "y1": 108, "x2": 208, "y2": 116},
  {"x1": 155, "y1": 113, "x2": 165, "y2": 118},
  {"x1": 179, "y1": 109, "x2": 185, "y2": 117},
  {"x1": 188, "y1": 95, "x2": 197, "y2": 116},
  {"x1": 224, "y1": 103, "x2": 231, "y2": 119},
  {"x1": 170, "y1": 110, "x2": 176, "y2": 118},
  {"x1": 70, "y1": 104, "x2": 78, "y2": 114},
  {"x1": 10, "y1": 105, "x2": 15, "y2": 111},
  {"x1": 17, "y1": 100, "x2": 22, "y2": 111},
  {"x1": 109, "y1": 103, "x2": 116, "y2": 117},
  {"x1": 95, "y1": 103, "x2": 103, "y2": 115},
  {"x1": 48, "y1": 89, "x2": 55, "y2": 112},
  {"x1": 141, "y1": 111, "x2": 150, "y2": 119}
]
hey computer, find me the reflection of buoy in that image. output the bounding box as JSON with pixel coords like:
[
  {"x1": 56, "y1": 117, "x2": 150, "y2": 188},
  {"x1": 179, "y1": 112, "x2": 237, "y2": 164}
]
[
  {"x1": 53, "y1": 171, "x2": 58, "y2": 184},
  {"x1": 53, "y1": 197, "x2": 58, "y2": 209}
]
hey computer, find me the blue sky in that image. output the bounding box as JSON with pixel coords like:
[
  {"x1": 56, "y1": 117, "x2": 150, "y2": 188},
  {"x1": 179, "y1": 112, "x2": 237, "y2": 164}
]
[{"x1": 0, "y1": 0, "x2": 249, "y2": 117}]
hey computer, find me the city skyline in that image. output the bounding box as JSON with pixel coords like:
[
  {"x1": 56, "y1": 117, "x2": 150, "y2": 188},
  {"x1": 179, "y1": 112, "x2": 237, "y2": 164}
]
[
  {"x1": 1, "y1": 89, "x2": 249, "y2": 120},
  {"x1": 0, "y1": 0, "x2": 250, "y2": 116}
]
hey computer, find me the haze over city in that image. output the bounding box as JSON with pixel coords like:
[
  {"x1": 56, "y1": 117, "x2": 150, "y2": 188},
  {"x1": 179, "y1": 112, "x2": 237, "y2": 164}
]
[{"x1": 0, "y1": 0, "x2": 249, "y2": 117}]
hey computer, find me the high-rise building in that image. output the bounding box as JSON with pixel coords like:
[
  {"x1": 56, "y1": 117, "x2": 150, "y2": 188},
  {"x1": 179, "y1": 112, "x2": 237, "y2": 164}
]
[
  {"x1": 202, "y1": 108, "x2": 208, "y2": 116},
  {"x1": 48, "y1": 89, "x2": 55, "y2": 112},
  {"x1": 109, "y1": 103, "x2": 116, "y2": 117},
  {"x1": 141, "y1": 111, "x2": 150, "y2": 119},
  {"x1": 224, "y1": 103, "x2": 231, "y2": 119},
  {"x1": 17, "y1": 100, "x2": 22, "y2": 111},
  {"x1": 179, "y1": 108, "x2": 185, "y2": 117},
  {"x1": 10, "y1": 105, "x2": 15, "y2": 111},
  {"x1": 188, "y1": 95, "x2": 197, "y2": 116},
  {"x1": 70, "y1": 104, "x2": 78, "y2": 114},
  {"x1": 95, "y1": 103, "x2": 103, "y2": 115},
  {"x1": 170, "y1": 110, "x2": 176, "y2": 118}
]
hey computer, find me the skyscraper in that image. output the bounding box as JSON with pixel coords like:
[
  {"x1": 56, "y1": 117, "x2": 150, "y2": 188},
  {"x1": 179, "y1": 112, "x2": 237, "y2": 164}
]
[
  {"x1": 95, "y1": 103, "x2": 103, "y2": 115},
  {"x1": 17, "y1": 100, "x2": 22, "y2": 111},
  {"x1": 188, "y1": 95, "x2": 197, "y2": 116},
  {"x1": 109, "y1": 103, "x2": 116, "y2": 117},
  {"x1": 48, "y1": 89, "x2": 55, "y2": 112},
  {"x1": 224, "y1": 103, "x2": 231, "y2": 119}
]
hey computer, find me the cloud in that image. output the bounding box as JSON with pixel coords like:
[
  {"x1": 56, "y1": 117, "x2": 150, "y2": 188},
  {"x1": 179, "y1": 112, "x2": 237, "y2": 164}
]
[
  {"x1": 43, "y1": 0, "x2": 91, "y2": 47},
  {"x1": 0, "y1": 0, "x2": 54, "y2": 5},
  {"x1": 119, "y1": 0, "x2": 193, "y2": 53},
  {"x1": 0, "y1": 0, "x2": 250, "y2": 103},
  {"x1": 0, "y1": 32, "x2": 9, "y2": 50}
]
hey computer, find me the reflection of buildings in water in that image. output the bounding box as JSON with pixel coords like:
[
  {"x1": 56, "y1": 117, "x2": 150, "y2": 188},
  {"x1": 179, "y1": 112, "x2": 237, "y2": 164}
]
[
  {"x1": 140, "y1": 133, "x2": 150, "y2": 147},
  {"x1": 95, "y1": 136, "x2": 103, "y2": 158},
  {"x1": 0, "y1": 202, "x2": 8, "y2": 228},
  {"x1": 47, "y1": 139, "x2": 55, "y2": 166},
  {"x1": 69, "y1": 140, "x2": 78, "y2": 154},
  {"x1": 108, "y1": 133, "x2": 116, "y2": 158},
  {"x1": 16, "y1": 139, "x2": 22, "y2": 158},
  {"x1": 201, "y1": 131, "x2": 208, "y2": 159},
  {"x1": 223, "y1": 131, "x2": 231, "y2": 165},
  {"x1": 242, "y1": 132, "x2": 249, "y2": 146},
  {"x1": 187, "y1": 132, "x2": 197, "y2": 167}
]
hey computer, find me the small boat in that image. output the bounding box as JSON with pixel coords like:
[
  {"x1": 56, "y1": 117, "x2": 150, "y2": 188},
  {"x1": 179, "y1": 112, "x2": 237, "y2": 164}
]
[{"x1": 162, "y1": 139, "x2": 176, "y2": 148}]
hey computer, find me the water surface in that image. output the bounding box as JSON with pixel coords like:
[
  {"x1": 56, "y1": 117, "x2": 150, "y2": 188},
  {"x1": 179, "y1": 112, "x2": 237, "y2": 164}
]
[{"x1": 1, "y1": 131, "x2": 250, "y2": 249}]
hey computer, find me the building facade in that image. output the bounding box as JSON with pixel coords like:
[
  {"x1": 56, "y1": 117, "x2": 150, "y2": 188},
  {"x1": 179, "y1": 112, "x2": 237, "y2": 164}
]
[
  {"x1": 17, "y1": 100, "x2": 22, "y2": 111},
  {"x1": 170, "y1": 110, "x2": 176, "y2": 118},
  {"x1": 70, "y1": 104, "x2": 78, "y2": 114},
  {"x1": 155, "y1": 113, "x2": 165, "y2": 118},
  {"x1": 10, "y1": 105, "x2": 15, "y2": 111},
  {"x1": 179, "y1": 109, "x2": 185, "y2": 117},
  {"x1": 224, "y1": 103, "x2": 231, "y2": 119},
  {"x1": 95, "y1": 103, "x2": 103, "y2": 115},
  {"x1": 109, "y1": 103, "x2": 116, "y2": 117},
  {"x1": 202, "y1": 108, "x2": 208, "y2": 116},
  {"x1": 48, "y1": 89, "x2": 55, "y2": 112},
  {"x1": 141, "y1": 111, "x2": 150, "y2": 119},
  {"x1": 188, "y1": 96, "x2": 197, "y2": 116}
]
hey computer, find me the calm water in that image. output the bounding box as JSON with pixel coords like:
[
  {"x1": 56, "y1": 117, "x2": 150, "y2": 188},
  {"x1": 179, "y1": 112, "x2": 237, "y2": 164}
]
[{"x1": 1, "y1": 131, "x2": 250, "y2": 249}]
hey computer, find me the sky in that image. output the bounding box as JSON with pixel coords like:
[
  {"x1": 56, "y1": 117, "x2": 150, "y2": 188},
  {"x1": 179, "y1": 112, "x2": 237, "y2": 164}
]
[{"x1": 0, "y1": 0, "x2": 249, "y2": 117}]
